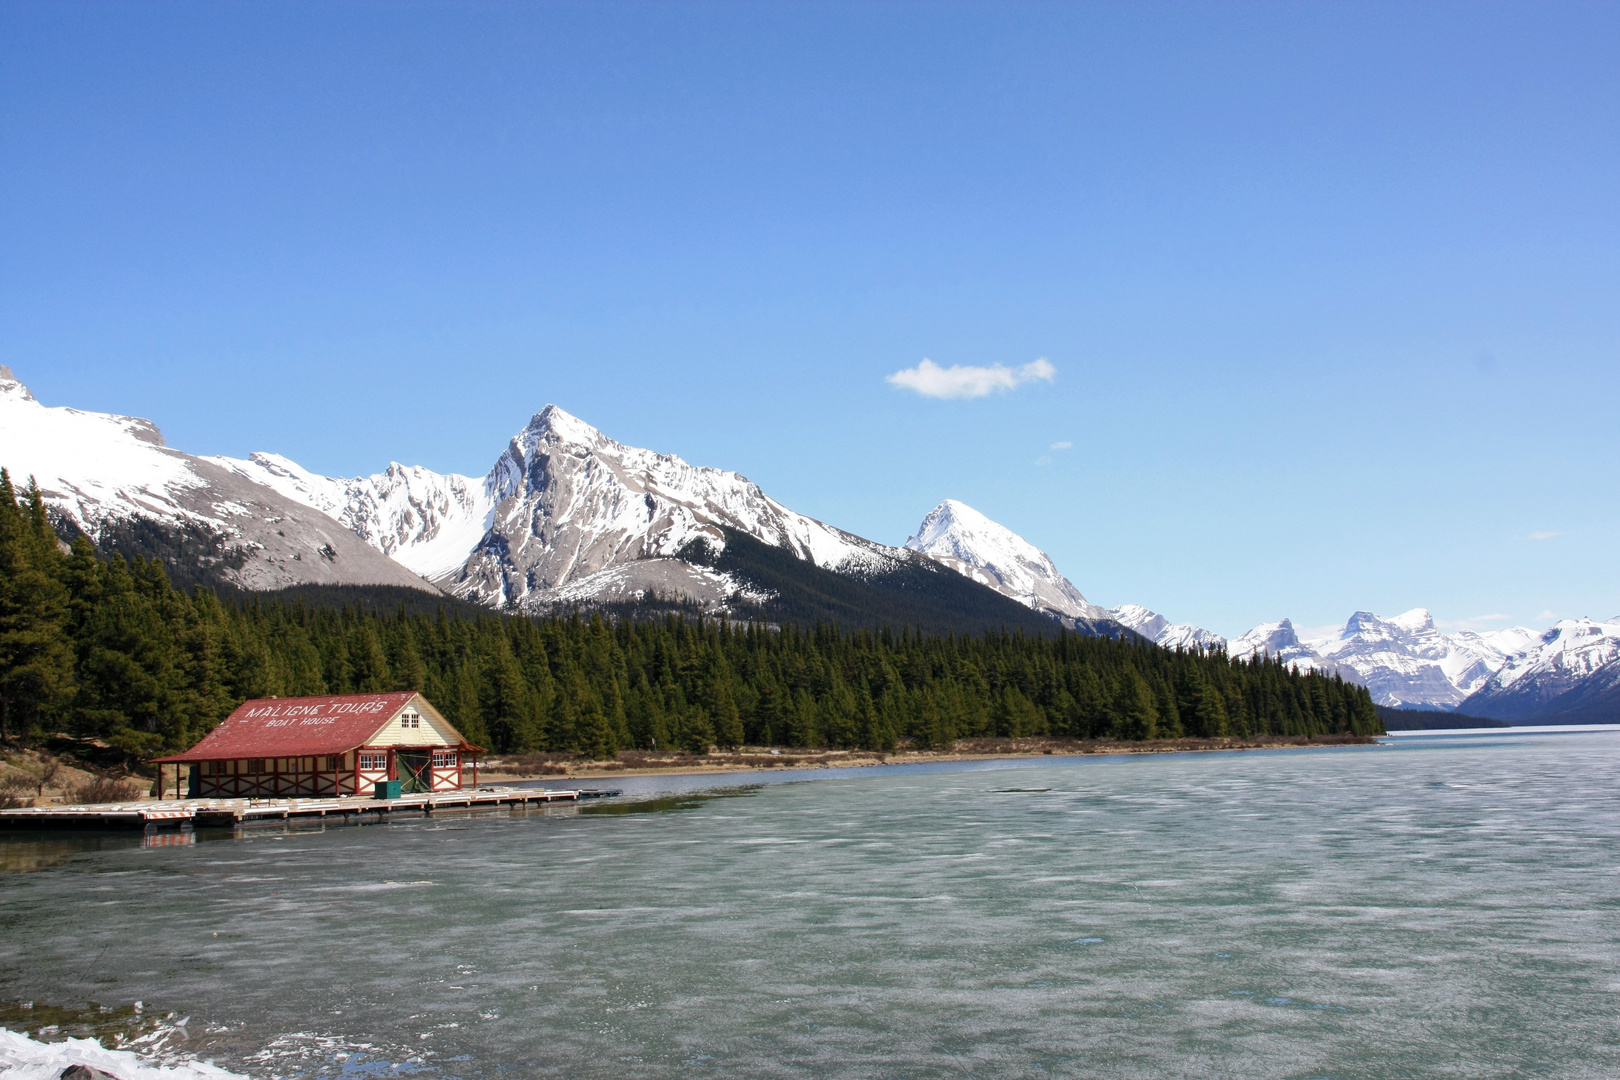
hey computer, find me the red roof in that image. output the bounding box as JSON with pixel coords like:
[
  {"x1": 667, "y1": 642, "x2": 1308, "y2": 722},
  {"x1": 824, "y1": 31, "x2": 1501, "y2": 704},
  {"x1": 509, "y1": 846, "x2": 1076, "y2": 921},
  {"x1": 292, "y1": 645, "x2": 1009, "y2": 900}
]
[{"x1": 152, "y1": 692, "x2": 440, "y2": 762}]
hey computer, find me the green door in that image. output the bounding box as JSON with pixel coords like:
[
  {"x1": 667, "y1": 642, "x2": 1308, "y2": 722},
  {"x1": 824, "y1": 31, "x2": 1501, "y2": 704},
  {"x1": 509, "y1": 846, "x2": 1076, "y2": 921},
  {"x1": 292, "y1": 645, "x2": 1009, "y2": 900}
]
[{"x1": 396, "y1": 751, "x2": 432, "y2": 794}]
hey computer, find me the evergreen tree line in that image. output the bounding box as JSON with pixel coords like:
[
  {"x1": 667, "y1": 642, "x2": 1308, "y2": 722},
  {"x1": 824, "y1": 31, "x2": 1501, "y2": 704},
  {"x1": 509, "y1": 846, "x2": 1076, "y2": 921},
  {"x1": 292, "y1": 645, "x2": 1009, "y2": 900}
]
[{"x1": 0, "y1": 470, "x2": 1384, "y2": 757}]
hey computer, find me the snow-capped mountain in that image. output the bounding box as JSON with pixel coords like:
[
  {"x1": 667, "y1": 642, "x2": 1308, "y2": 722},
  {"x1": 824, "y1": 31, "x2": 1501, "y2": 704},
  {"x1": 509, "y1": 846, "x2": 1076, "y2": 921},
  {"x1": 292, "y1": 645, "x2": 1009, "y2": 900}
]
[
  {"x1": 232, "y1": 403, "x2": 904, "y2": 613},
  {"x1": 0, "y1": 368, "x2": 438, "y2": 593},
  {"x1": 1217, "y1": 608, "x2": 1549, "y2": 707},
  {"x1": 444, "y1": 404, "x2": 899, "y2": 611},
  {"x1": 1309, "y1": 609, "x2": 1538, "y2": 709},
  {"x1": 898, "y1": 503, "x2": 1229, "y2": 642},
  {"x1": 209, "y1": 452, "x2": 495, "y2": 581},
  {"x1": 0, "y1": 373, "x2": 1067, "y2": 630},
  {"x1": 904, "y1": 500, "x2": 1111, "y2": 623},
  {"x1": 1227, "y1": 619, "x2": 1362, "y2": 681},
  {"x1": 1108, "y1": 604, "x2": 1226, "y2": 651},
  {"x1": 9, "y1": 367, "x2": 1614, "y2": 715},
  {"x1": 1462, "y1": 617, "x2": 1620, "y2": 723}
]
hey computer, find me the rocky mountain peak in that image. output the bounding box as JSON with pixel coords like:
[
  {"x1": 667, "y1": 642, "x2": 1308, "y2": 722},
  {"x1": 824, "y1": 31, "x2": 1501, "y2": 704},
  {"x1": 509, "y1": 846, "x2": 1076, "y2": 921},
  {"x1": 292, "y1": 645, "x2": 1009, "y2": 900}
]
[
  {"x1": 520, "y1": 403, "x2": 604, "y2": 448},
  {"x1": 1236, "y1": 619, "x2": 1302, "y2": 654},
  {"x1": 1107, "y1": 603, "x2": 1226, "y2": 651},
  {"x1": 905, "y1": 499, "x2": 1111, "y2": 624},
  {"x1": 1390, "y1": 607, "x2": 1437, "y2": 633},
  {"x1": 0, "y1": 366, "x2": 37, "y2": 402}
]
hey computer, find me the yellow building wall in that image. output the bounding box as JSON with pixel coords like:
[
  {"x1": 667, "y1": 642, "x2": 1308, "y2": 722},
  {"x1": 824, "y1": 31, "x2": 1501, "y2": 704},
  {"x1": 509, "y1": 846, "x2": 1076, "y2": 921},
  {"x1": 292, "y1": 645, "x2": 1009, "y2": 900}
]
[{"x1": 366, "y1": 695, "x2": 465, "y2": 748}]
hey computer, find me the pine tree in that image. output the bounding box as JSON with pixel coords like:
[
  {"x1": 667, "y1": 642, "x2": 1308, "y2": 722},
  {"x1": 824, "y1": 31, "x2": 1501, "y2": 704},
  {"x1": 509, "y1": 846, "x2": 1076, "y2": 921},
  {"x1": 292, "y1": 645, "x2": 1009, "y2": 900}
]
[
  {"x1": 0, "y1": 497, "x2": 1386, "y2": 759},
  {"x1": 1111, "y1": 668, "x2": 1159, "y2": 740},
  {"x1": 0, "y1": 474, "x2": 75, "y2": 741}
]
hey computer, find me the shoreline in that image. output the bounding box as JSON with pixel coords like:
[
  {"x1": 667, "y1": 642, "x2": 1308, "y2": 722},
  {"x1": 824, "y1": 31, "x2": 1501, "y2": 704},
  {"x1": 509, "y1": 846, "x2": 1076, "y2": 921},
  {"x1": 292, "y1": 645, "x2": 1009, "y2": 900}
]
[{"x1": 477, "y1": 733, "x2": 1379, "y2": 783}]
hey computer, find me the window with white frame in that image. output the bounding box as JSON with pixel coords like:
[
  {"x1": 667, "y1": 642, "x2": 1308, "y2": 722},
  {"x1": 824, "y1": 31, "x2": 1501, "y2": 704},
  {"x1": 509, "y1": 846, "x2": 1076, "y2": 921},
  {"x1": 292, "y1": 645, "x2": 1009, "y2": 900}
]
[
  {"x1": 359, "y1": 753, "x2": 387, "y2": 771},
  {"x1": 432, "y1": 751, "x2": 457, "y2": 768},
  {"x1": 400, "y1": 710, "x2": 421, "y2": 729}
]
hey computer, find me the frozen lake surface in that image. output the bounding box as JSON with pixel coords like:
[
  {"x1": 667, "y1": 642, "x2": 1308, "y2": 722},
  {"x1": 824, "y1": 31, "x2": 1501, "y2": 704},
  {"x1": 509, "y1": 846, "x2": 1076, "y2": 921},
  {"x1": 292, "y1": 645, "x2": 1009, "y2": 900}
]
[{"x1": 2, "y1": 730, "x2": 1618, "y2": 1078}]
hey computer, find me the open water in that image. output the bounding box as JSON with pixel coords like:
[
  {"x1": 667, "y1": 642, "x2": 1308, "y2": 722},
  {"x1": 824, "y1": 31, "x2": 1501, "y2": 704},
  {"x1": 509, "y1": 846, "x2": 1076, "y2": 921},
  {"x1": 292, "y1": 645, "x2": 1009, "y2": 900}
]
[{"x1": 2, "y1": 730, "x2": 1619, "y2": 1079}]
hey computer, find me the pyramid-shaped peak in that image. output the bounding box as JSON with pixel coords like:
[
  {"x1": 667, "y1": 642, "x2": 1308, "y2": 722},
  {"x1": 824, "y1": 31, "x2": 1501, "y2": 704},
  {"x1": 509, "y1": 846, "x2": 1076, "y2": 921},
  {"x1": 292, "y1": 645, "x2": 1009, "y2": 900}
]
[
  {"x1": 936, "y1": 498, "x2": 993, "y2": 525},
  {"x1": 908, "y1": 499, "x2": 1020, "y2": 550},
  {"x1": 520, "y1": 403, "x2": 604, "y2": 446}
]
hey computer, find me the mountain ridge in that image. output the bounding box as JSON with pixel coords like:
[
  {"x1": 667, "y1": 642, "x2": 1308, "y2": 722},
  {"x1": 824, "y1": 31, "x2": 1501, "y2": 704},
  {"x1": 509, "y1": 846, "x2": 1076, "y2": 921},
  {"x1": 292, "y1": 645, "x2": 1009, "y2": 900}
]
[
  {"x1": 895, "y1": 497, "x2": 1616, "y2": 722},
  {"x1": 0, "y1": 368, "x2": 442, "y2": 594},
  {"x1": 0, "y1": 370, "x2": 1129, "y2": 638},
  {"x1": 5, "y1": 366, "x2": 1613, "y2": 720}
]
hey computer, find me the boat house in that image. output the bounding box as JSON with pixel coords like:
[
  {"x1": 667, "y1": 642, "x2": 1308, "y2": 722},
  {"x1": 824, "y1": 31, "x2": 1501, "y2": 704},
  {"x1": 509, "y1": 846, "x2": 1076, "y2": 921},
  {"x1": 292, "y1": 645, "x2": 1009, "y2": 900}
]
[{"x1": 151, "y1": 692, "x2": 484, "y2": 799}]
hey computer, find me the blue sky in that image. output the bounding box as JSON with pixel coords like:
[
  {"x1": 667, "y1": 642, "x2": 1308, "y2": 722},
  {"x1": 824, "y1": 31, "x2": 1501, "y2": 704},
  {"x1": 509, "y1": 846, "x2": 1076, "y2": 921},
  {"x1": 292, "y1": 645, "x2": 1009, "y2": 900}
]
[{"x1": 2, "y1": 1, "x2": 1616, "y2": 638}]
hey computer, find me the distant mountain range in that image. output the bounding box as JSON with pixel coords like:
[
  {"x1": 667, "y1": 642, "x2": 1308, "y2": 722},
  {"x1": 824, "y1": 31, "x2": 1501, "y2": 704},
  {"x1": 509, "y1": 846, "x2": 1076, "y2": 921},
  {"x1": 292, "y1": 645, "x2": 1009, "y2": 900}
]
[
  {"x1": 0, "y1": 368, "x2": 1118, "y2": 638},
  {"x1": 2, "y1": 365, "x2": 1613, "y2": 723},
  {"x1": 1110, "y1": 603, "x2": 1620, "y2": 725}
]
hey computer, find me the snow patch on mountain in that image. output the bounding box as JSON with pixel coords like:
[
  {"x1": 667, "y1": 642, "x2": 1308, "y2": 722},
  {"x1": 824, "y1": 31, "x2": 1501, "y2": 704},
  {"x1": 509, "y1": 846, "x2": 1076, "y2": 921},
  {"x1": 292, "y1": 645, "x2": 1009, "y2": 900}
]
[
  {"x1": 1487, "y1": 618, "x2": 1620, "y2": 691},
  {"x1": 210, "y1": 452, "x2": 495, "y2": 580},
  {"x1": 1273, "y1": 609, "x2": 1547, "y2": 709},
  {"x1": 542, "y1": 560, "x2": 778, "y2": 611},
  {"x1": 905, "y1": 500, "x2": 1110, "y2": 622},
  {"x1": 1307, "y1": 609, "x2": 1479, "y2": 708},
  {"x1": 0, "y1": 369, "x2": 439, "y2": 592},
  {"x1": 1227, "y1": 619, "x2": 1360, "y2": 681},
  {"x1": 1462, "y1": 617, "x2": 1620, "y2": 721},
  {"x1": 1108, "y1": 604, "x2": 1226, "y2": 651},
  {"x1": 0, "y1": 365, "x2": 207, "y2": 530}
]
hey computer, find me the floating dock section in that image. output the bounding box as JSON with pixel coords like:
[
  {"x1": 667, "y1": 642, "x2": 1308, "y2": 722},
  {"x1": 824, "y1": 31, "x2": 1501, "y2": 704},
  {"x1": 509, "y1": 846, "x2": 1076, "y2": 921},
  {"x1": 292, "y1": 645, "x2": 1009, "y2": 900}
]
[{"x1": 0, "y1": 786, "x2": 619, "y2": 831}]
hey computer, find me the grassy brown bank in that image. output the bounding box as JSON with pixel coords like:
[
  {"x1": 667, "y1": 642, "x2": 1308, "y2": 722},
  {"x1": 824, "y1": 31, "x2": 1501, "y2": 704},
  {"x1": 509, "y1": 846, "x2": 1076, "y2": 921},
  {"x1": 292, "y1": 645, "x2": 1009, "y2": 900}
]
[{"x1": 480, "y1": 733, "x2": 1378, "y2": 781}]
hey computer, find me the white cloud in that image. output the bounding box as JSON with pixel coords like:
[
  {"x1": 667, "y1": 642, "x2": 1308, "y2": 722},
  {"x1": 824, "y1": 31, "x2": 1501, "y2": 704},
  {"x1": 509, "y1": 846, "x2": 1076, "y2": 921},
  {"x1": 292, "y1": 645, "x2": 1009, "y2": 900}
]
[
  {"x1": 1049, "y1": 440, "x2": 1073, "y2": 450},
  {"x1": 1537, "y1": 610, "x2": 1559, "y2": 622},
  {"x1": 1035, "y1": 455, "x2": 1053, "y2": 468},
  {"x1": 1435, "y1": 613, "x2": 1511, "y2": 630},
  {"x1": 886, "y1": 357, "x2": 1056, "y2": 399},
  {"x1": 1528, "y1": 530, "x2": 1562, "y2": 541}
]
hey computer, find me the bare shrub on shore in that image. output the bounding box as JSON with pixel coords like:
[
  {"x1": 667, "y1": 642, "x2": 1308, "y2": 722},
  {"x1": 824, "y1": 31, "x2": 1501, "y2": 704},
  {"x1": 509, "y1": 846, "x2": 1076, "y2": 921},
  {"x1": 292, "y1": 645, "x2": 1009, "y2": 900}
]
[
  {"x1": 0, "y1": 757, "x2": 63, "y2": 801},
  {"x1": 71, "y1": 776, "x2": 143, "y2": 804},
  {"x1": 33, "y1": 758, "x2": 62, "y2": 796},
  {"x1": 500, "y1": 753, "x2": 580, "y2": 776}
]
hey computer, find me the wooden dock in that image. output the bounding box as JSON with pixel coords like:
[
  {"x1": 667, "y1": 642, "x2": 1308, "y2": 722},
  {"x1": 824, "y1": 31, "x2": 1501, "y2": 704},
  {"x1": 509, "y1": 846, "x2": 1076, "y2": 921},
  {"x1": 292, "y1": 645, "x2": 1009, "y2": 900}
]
[{"x1": 0, "y1": 786, "x2": 620, "y2": 831}]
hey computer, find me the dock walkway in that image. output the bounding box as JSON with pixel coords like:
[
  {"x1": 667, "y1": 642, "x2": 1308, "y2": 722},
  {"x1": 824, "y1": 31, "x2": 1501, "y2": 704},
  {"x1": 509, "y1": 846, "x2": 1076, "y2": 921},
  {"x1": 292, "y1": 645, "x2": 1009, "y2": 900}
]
[{"x1": 0, "y1": 786, "x2": 619, "y2": 831}]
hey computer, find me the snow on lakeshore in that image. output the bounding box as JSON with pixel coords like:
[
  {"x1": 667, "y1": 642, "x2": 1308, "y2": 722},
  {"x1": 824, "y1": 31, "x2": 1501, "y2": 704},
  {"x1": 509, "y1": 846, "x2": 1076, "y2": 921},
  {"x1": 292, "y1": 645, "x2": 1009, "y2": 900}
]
[{"x1": 0, "y1": 1027, "x2": 247, "y2": 1080}]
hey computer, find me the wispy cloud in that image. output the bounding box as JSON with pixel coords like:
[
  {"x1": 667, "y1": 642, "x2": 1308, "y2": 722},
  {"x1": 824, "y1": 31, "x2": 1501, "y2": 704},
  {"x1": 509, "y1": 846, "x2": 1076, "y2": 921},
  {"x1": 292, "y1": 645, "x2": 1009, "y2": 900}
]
[
  {"x1": 1528, "y1": 530, "x2": 1562, "y2": 541},
  {"x1": 1435, "y1": 613, "x2": 1511, "y2": 630},
  {"x1": 1050, "y1": 440, "x2": 1073, "y2": 450},
  {"x1": 886, "y1": 357, "x2": 1055, "y2": 399},
  {"x1": 1035, "y1": 455, "x2": 1053, "y2": 468},
  {"x1": 1538, "y1": 610, "x2": 1559, "y2": 622}
]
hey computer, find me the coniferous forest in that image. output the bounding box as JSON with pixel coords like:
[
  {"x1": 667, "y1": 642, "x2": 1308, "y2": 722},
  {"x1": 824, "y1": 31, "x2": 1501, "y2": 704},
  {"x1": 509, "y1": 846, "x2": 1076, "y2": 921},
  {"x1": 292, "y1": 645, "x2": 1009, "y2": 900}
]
[{"x1": 0, "y1": 471, "x2": 1384, "y2": 758}]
